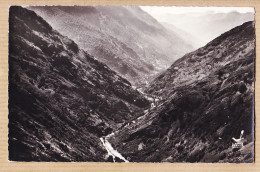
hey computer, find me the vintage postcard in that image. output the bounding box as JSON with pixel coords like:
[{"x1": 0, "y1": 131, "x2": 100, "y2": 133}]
[{"x1": 8, "y1": 5, "x2": 255, "y2": 164}]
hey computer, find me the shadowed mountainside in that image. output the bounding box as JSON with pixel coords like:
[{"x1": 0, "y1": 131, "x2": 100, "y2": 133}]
[
  {"x1": 108, "y1": 21, "x2": 255, "y2": 163},
  {"x1": 9, "y1": 6, "x2": 149, "y2": 161}
]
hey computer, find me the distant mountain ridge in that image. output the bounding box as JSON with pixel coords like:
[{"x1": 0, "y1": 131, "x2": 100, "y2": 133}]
[
  {"x1": 148, "y1": 10, "x2": 254, "y2": 47},
  {"x1": 28, "y1": 6, "x2": 194, "y2": 86}
]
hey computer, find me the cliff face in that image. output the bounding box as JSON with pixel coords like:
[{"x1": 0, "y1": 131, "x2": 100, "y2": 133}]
[
  {"x1": 9, "y1": 6, "x2": 149, "y2": 161},
  {"x1": 110, "y1": 21, "x2": 255, "y2": 162},
  {"x1": 28, "y1": 6, "x2": 193, "y2": 86}
]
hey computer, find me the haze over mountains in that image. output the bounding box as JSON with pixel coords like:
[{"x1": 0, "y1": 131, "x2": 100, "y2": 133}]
[
  {"x1": 28, "y1": 6, "x2": 194, "y2": 87},
  {"x1": 142, "y1": 7, "x2": 254, "y2": 48},
  {"x1": 162, "y1": 22, "x2": 202, "y2": 50}
]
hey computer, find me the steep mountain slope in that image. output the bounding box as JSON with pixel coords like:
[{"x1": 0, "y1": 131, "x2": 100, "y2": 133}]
[
  {"x1": 9, "y1": 6, "x2": 149, "y2": 161},
  {"x1": 28, "y1": 6, "x2": 193, "y2": 86},
  {"x1": 109, "y1": 21, "x2": 255, "y2": 162}
]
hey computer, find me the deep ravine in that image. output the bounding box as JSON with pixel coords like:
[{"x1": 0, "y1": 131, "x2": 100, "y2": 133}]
[
  {"x1": 100, "y1": 89, "x2": 162, "y2": 162},
  {"x1": 8, "y1": 6, "x2": 254, "y2": 163}
]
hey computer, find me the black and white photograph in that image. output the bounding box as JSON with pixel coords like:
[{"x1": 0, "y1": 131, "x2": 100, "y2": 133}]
[{"x1": 8, "y1": 5, "x2": 255, "y2": 162}]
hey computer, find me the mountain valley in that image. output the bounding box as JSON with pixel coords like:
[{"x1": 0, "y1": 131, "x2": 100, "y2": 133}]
[{"x1": 8, "y1": 6, "x2": 255, "y2": 163}]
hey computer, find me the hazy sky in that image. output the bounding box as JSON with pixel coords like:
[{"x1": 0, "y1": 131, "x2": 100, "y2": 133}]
[{"x1": 140, "y1": 6, "x2": 254, "y2": 48}]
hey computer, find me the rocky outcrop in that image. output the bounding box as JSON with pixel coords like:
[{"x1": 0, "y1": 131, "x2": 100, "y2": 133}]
[
  {"x1": 110, "y1": 21, "x2": 255, "y2": 162},
  {"x1": 28, "y1": 6, "x2": 193, "y2": 87},
  {"x1": 8, "y1": 6, "x2": 149, "y2": 161}
]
